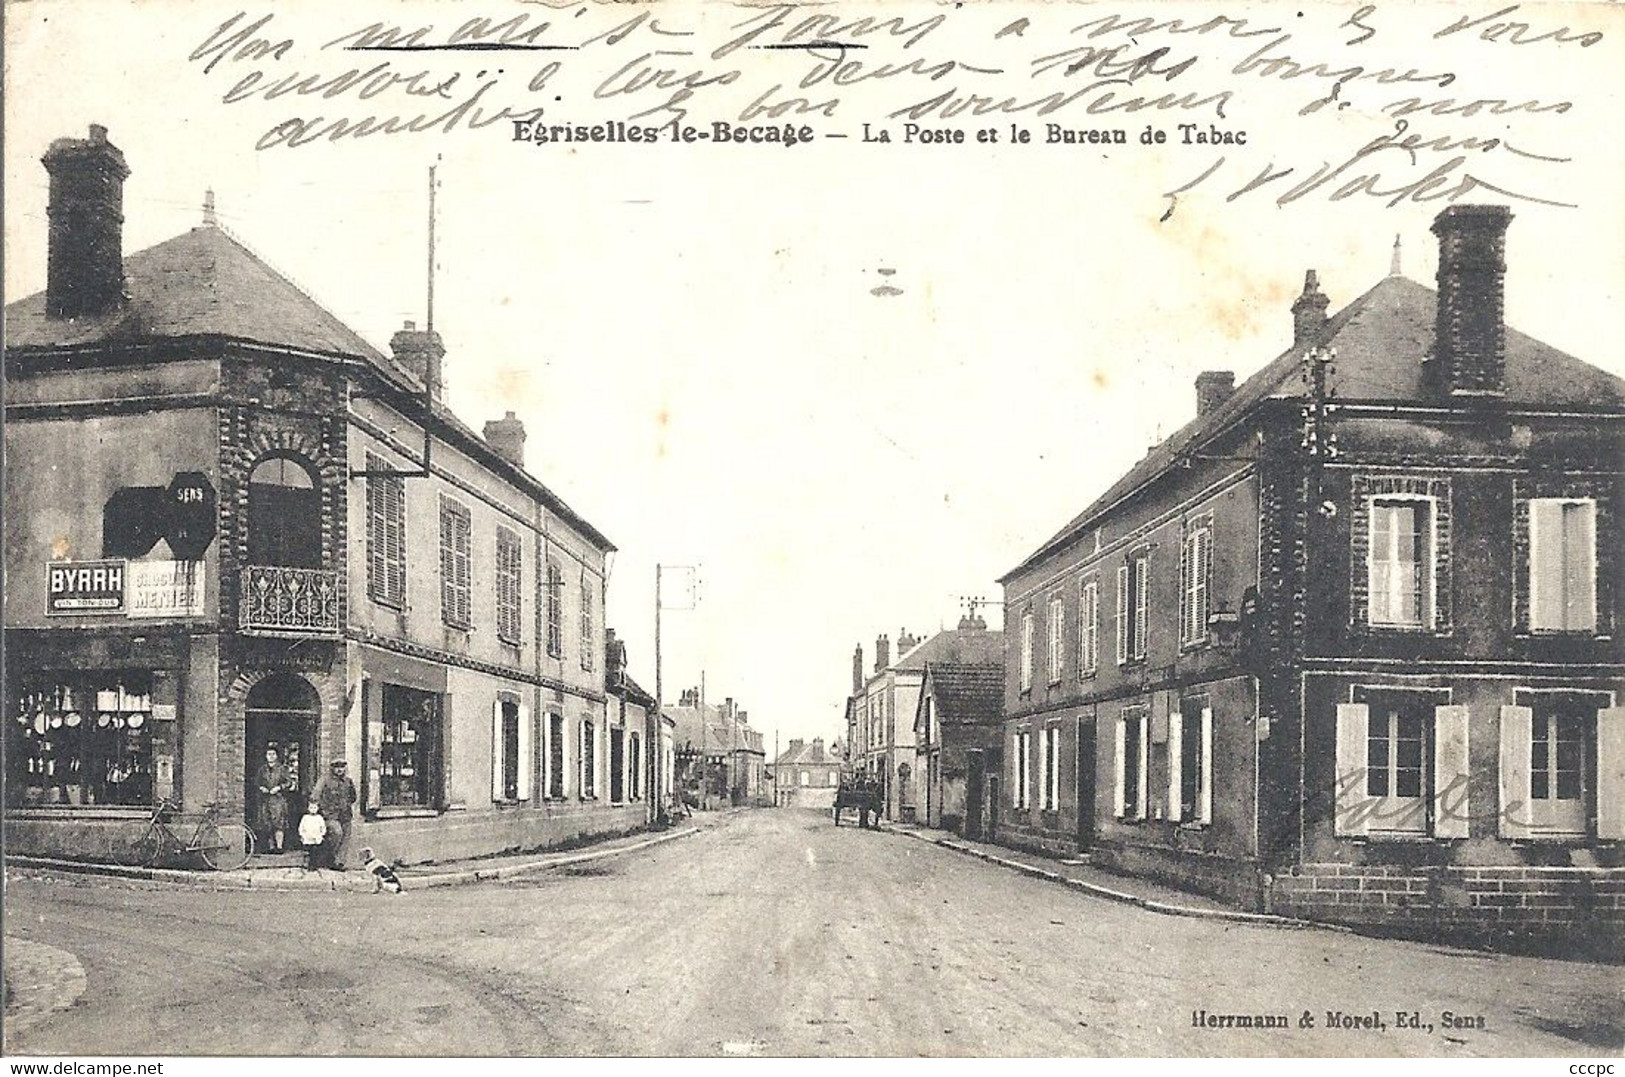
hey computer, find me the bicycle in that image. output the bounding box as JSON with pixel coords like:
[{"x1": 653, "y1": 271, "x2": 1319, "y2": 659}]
[{"x1": 127, "y1": 797, "x2": 256, "y2": 871}]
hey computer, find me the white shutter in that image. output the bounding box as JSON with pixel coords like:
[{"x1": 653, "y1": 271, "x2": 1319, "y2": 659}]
[
  {"x1": 491, "y1": 700, "x2": 506, "y2": 802},
  {"x1": 1168, "y1": 711, "x2": 1184, "y2": 822},
  {"x1": 1598, "y1": 708, "x2": 1625, "y2": 841},
  {"x1": 1433, "y1": 705, "x2": 1470, "y2": 839},
  {"x1": 1335, "y1": 703, "x2": 1370, "y2": 837},
  {"x1": 1569, "y1": 503, "x2": 1597, "y2": 631},
  {"x1": 1498, "y1": 705, "x2": 1532, "y2": 840},
  {"x1": 1200, "y1": 707, "x2": 1214, "y2": 825},
  {"x1": 1195, "y1": 530, "x2": 1211, "y2": 642},
  {"x1": 1113, "y1": 717, "x2": 1126, "y2": 818},
  {"x1": 1137, "y1": 714, "x2": 1149, "y2": 817},
  {"x1": 516, "y1": 704, "x2": 533, "y2": 801},
  {"x1": 1116, "y1": 565, "x2": 1130, "y2": 664},
  {"x1": 1133, "y1": 555, "x2": 1149, "y2": 659},
  {"x1": 1529, "y1": 500, "x2": 1562, "y2": 629},
  {"x1": 1179, "y1": 536, "x2": 1192, "y2": 644}
]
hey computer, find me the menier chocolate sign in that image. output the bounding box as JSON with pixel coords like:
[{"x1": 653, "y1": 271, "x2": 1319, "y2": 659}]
[{"x1": 46, "y1": 559, "x2": 126, "y2": 615}]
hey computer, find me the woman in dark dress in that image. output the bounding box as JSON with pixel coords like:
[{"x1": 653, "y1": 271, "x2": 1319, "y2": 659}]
[{"x1": 256, "y1": 747, "x2": 292, "y2": 852}]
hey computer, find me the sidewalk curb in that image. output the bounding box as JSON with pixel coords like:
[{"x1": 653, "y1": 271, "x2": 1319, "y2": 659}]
[
  {"x1": 6, "y1": 825, "x2": 701, "y2": 893},
  {"x1": 891, "y1": 827, "x2": 1339, "y2": 933}
]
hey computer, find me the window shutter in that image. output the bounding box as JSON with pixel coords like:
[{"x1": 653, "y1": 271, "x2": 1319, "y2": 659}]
[
  {"x1": 1335, "y1": 703, "x2": 1370, "y2": 837},
  {"x1": 1568, "y1": 503, "x2": 1597, "y2": 632},
  {"x1": 1200, "y1": 707, "x2": 1213, "y2": 825},
  {"x1": 1113, "y1": 717, "x2": 1126, "y2": 818},
  {"x1": 1433, "y1": 705, "x2": 1470, "y2": 839},
  {"x1": 1137, "y1": 715, "x2": 1149, "y2": 817},
  {"x1": 561, "y1": 715, "x2": 571, "y2": 799},
  {"x1": 1133, "y1": 555, "x2": 1149, "y2": 659},
  {"x1": 1168, "y1": 711, "x2": 1184, "y2": 822},
  {"x1": 1497, "y1": 705, "x2": 1533, "y2": 840},
  {"x1": 1529, "y1": 500, "x2": 1562, "y2": 629},
  {"x1": 1195, "y1": 529, "x2": 1211, "y2": 642},
  {"x1": 1179, "y1": 535, "x2": 1192, "y2": 644},
  {"x1": 1116, "y1": 565, "x2": 1130, "y2": 664},
  {"x1": 1598, "y1": 707, "x2": 1625, "y2": 841},
  {"x1": 517, "y1": 703, "x2": 533, "y2": 801},
  {"x1": 491, "y1": 700, "x2": 505, "y2": 802}
]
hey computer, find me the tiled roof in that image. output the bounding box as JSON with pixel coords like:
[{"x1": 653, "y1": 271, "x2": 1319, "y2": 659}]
[
  {"x1": 921, "y1": 662, "x2": 1003, "y2": 726},
  {"x1": 891, "y1": 628, "x2": 1004, "y2": 671},
  {"x1": 5, "y1": 225, "x2": 383, "y2": 359},
  {"x1": 1003, "y1": 274, "x2": 1625, "y2": 581},
  {"x1": 5, "y1": 224, "x2": 615, "y2": 553},
  {"x1": 774, "y1": 739, "x2": 843, "y2": 767}
]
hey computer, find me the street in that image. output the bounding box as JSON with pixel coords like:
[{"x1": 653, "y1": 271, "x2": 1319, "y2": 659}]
[{"x1": 5, "y1": 809, "x2": 1621, "y2": 1057}]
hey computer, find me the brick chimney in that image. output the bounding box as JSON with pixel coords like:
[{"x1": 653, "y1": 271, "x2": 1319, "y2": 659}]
[
  {"x1": 43, "y1": 125, "x2": 130, "y2": 320},
  {"x1": 483, "y1": 411, "x2": 526, "y2": 468},
  {"x1": 852, "y1": 644, "x2": 864, "y2": 692},
  {"x1": 1431, "y1": 205, "x2": 1511, "y2": 398},
  {"x1": 875, "y1": 633, "x2": 890, "y2": 672},
  {"x1": 389, "y1": 320, "x2": 446, "y2": 399},
  {"x1": 1195, "y1": 370, "x2": 1235, "y2": 418},
  {"x1": 1291, "y1": 270, "x2": 1329, "y2": 348},
  {"x1": 898, "y1": 629, "x2": 918, "y2": 653}
]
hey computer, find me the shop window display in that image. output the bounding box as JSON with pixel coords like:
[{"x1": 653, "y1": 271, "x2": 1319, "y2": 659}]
[{"x1": 9, "y1": 674, "x2": 155, "y2": 807}]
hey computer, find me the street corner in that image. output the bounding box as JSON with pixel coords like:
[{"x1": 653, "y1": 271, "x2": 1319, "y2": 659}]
[{"x1": 4, "y1": 936, "x2": 88, "y2": 1038}]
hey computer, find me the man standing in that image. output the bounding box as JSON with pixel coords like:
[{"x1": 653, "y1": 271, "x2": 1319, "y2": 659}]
[{"x1": 315, "y1": 759, "x2": 358, "y2": 870}]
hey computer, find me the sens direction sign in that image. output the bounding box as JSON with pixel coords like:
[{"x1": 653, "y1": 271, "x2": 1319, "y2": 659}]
[{"x1": 47, "y1": 559, "x2": 127, "y2": 615}]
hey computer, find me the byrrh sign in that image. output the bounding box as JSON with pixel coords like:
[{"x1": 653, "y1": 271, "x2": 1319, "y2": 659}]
[{"x1": 46, "y1": 559, "x2": 126, "y2": 615}]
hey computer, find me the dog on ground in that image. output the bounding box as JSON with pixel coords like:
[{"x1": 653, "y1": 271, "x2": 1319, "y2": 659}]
[{"x1": 360, "y1": 847, "x2": 404, "y2": 893}]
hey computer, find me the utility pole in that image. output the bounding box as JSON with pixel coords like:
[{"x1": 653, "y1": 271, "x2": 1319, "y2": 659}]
[{"x1": 699, "y1": 670, "x2": 707, "y2": 810}]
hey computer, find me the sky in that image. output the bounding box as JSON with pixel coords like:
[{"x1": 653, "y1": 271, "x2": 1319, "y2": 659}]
[{"x1": 7, "y1": 0, "x2": 1625, "y2": 755}]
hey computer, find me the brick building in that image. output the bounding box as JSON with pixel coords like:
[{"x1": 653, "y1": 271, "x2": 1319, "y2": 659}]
[
  {"x1": 4, "y1": 126, "x2": 649, "y2": 865},
  {"x1": 997, "y1": 206, "x2": 1623, "y2": 948}
]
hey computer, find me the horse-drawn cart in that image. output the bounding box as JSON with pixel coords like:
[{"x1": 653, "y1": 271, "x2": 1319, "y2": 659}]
[{"x1": 833, "y1": 776, "x2": 881, "y2": 828}]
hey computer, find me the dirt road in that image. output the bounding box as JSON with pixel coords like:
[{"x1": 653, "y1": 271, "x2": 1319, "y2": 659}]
[{"x1": 5, "y1": 809, "x2": 1620, "y2": 1055}]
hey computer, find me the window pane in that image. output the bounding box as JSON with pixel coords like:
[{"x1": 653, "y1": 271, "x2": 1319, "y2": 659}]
[{"x1": 1367, "y1": 716, "x2": 1390, "y2": 797}]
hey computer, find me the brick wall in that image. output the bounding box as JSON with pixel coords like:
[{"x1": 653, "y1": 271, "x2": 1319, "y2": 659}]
[{"x1": 1267, "y1": 863, "x2": 1625, "y2": 954}]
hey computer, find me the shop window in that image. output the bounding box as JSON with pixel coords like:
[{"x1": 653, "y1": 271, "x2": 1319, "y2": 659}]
[
  {"x1": 8, "y1": 674, "x2": 154, "y2": 808},
  {"x1": 380, "y1": 684, "x2": 440, "y2": 808},
  {"x1": 248, "y1": 456, "x2": 322, "y2": 568}
]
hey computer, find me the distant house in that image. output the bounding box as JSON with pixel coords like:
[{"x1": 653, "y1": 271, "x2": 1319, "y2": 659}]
[
  {"x1": 914, "y1": 653, "x2": 1003, "y2": 838},
  {"x1": 846, "y1": 621, "x2": 1002, "y2": 822},
  {"x1": 772, "y1": 736, "x2": 843, "y2": 809},
  {"x1": 997, "y1": 206, "x2": 1624, "y2": 948},
  {"x1": 665, "y1": 690, "x2": 767, "y2": 807}
]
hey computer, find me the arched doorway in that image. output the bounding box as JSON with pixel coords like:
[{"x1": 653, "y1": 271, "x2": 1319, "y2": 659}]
[{"x1": 244, "y1": 674, "x2": 319, "y2": 846}]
